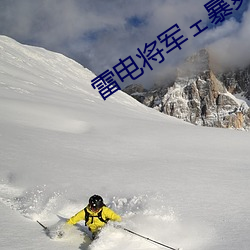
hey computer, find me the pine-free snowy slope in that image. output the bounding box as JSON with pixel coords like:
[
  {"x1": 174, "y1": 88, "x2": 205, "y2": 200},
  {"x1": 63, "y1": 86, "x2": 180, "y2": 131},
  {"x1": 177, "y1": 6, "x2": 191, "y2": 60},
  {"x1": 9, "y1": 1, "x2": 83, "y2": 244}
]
[{"x1": 0, "y1": 36, "x2": 249, "y2": 250}]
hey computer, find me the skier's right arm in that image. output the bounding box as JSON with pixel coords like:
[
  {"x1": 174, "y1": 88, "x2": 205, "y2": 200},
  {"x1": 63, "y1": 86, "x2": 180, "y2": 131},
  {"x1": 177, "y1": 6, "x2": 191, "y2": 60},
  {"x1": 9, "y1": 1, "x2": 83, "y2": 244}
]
[{"x1": 67, "y1": 209, "x2": 85, "y2": 225}]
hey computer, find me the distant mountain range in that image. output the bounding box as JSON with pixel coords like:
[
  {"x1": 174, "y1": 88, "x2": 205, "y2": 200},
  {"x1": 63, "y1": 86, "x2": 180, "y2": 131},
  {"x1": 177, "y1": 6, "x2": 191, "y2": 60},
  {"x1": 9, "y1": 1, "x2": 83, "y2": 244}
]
[{"x1": 123, "y1": 49, "x2": 250, "y2": 130}]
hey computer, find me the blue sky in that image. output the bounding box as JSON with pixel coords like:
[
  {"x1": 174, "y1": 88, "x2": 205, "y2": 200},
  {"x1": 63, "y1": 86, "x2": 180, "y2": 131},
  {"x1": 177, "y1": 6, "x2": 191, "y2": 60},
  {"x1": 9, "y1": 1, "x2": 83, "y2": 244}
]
[{"x1": 0, "y1": 0, "x2": 249, "y2": 88}]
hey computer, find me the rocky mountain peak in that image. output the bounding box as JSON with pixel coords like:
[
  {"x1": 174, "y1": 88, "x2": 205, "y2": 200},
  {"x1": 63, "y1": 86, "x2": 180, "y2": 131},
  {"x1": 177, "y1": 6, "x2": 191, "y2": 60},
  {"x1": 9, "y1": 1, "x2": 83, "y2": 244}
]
[
  {"x1": 123, "y1": 49, "x2": 250, "y2": 130},
  {"x1": 177, "y1": 48, "x2": 210, "y2": 79}
]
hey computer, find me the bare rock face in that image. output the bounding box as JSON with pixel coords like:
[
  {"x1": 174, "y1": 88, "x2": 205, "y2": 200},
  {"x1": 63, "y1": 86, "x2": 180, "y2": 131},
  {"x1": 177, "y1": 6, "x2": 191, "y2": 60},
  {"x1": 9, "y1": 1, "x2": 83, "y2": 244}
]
[
  {"x1": 124, "y1": 49, "x2": 250, "y2": 130},
  {"x1": 217, "y1": 66, "x2": 250, "y2": 99},
  {"x1": 161, "y1": 49, "x2": 250, "y2": 129},
  {"x1": 123, "y1": 84, "x2": 147, "y2": 103}
]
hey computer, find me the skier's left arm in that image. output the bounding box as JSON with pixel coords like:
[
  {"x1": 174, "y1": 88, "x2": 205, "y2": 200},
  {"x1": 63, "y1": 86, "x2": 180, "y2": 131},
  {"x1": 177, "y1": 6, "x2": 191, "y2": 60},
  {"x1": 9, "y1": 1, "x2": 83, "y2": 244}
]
[{"x1": 103, "y1": 207, "x2": 122, "y2": 222}]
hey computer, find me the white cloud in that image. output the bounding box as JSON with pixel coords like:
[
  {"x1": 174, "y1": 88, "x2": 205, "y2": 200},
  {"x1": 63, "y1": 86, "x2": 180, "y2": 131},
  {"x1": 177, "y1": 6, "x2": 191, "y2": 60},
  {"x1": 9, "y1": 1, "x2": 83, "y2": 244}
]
[
  {"x1": 208, "y1": 7, "x2": 250, "y2": 69},
  {"x1": 0, "y1": 0, "x2": 249, "y2": 87}
]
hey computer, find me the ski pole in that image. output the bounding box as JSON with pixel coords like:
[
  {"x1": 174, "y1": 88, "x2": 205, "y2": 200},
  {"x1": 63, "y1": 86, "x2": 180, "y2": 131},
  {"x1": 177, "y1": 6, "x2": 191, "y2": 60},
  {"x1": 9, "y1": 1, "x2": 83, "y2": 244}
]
[
  {"x1": 122, "y1": 227, "x2": 180, "y2": 250},
  {"x1": 37, "y1": 220, "x2": 48, "y2": 231}
]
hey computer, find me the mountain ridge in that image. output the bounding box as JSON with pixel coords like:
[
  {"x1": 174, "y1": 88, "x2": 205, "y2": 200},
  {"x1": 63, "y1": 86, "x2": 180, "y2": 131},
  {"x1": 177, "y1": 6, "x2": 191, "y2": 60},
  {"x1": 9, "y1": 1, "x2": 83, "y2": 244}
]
[{"x1": 123, "y1": 49, "x2": 250, "y2": 130}]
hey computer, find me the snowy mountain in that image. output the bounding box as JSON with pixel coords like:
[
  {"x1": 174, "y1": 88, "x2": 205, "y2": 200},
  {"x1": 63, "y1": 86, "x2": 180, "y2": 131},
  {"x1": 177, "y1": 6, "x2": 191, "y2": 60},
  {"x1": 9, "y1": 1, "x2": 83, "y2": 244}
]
[
  {"x1": 0, "y1": 36, "x2": 250, "y2": 250},
  {"x1": 124, "y1": 49, "x2": 250, "y2": 130}
]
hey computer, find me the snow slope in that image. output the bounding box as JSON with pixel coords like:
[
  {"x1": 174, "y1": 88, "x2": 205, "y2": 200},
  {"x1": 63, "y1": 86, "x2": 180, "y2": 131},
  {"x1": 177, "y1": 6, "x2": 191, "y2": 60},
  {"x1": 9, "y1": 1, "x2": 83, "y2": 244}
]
[{"x1": 0, "y1": 35, "x2": 250, "y2": 250}]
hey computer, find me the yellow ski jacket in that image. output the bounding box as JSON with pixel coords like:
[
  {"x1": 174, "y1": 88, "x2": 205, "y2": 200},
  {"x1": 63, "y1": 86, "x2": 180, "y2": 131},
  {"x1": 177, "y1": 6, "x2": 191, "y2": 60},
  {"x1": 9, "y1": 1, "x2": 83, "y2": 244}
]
[{"x1": 67, "y1": 206, "x2": 121, "y2": 233}]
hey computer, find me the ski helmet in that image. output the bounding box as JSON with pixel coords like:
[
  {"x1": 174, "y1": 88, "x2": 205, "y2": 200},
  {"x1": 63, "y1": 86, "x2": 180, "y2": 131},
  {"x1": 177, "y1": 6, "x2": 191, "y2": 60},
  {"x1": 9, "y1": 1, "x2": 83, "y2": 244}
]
[{"x1": 89, "y1": 195, "x2": 104, "y2": 210}]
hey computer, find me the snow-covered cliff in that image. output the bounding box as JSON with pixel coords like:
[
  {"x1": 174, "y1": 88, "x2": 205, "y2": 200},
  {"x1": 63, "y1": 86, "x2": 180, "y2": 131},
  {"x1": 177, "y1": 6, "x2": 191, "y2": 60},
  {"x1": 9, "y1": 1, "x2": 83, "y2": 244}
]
[{"x1": 124, "y1": 49, "x2": 250, "y2": 130}]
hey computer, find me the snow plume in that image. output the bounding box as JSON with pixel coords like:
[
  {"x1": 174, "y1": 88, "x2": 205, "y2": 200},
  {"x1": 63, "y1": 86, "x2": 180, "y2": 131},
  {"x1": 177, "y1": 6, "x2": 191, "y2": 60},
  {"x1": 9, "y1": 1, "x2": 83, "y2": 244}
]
[
  {"x1": 0, "y1": 181, "x2": 214, "y2": 250},
  {"x1": 0, "y1": 182, "x2": 65, "y2": 221}
]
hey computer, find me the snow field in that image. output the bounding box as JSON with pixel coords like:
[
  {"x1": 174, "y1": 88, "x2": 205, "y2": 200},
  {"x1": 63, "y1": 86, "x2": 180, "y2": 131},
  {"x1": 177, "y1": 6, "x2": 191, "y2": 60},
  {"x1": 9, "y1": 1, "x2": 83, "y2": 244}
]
[{"x1": 0, "y1": 36, "x2": 250, "y2": 250}]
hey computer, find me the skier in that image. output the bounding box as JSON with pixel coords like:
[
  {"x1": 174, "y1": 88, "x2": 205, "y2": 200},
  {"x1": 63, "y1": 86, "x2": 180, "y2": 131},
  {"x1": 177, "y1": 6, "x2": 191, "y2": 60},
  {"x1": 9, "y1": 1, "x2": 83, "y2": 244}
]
[{"x1": 66, "y1": 194, "x2": 122, "y2": 239}]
